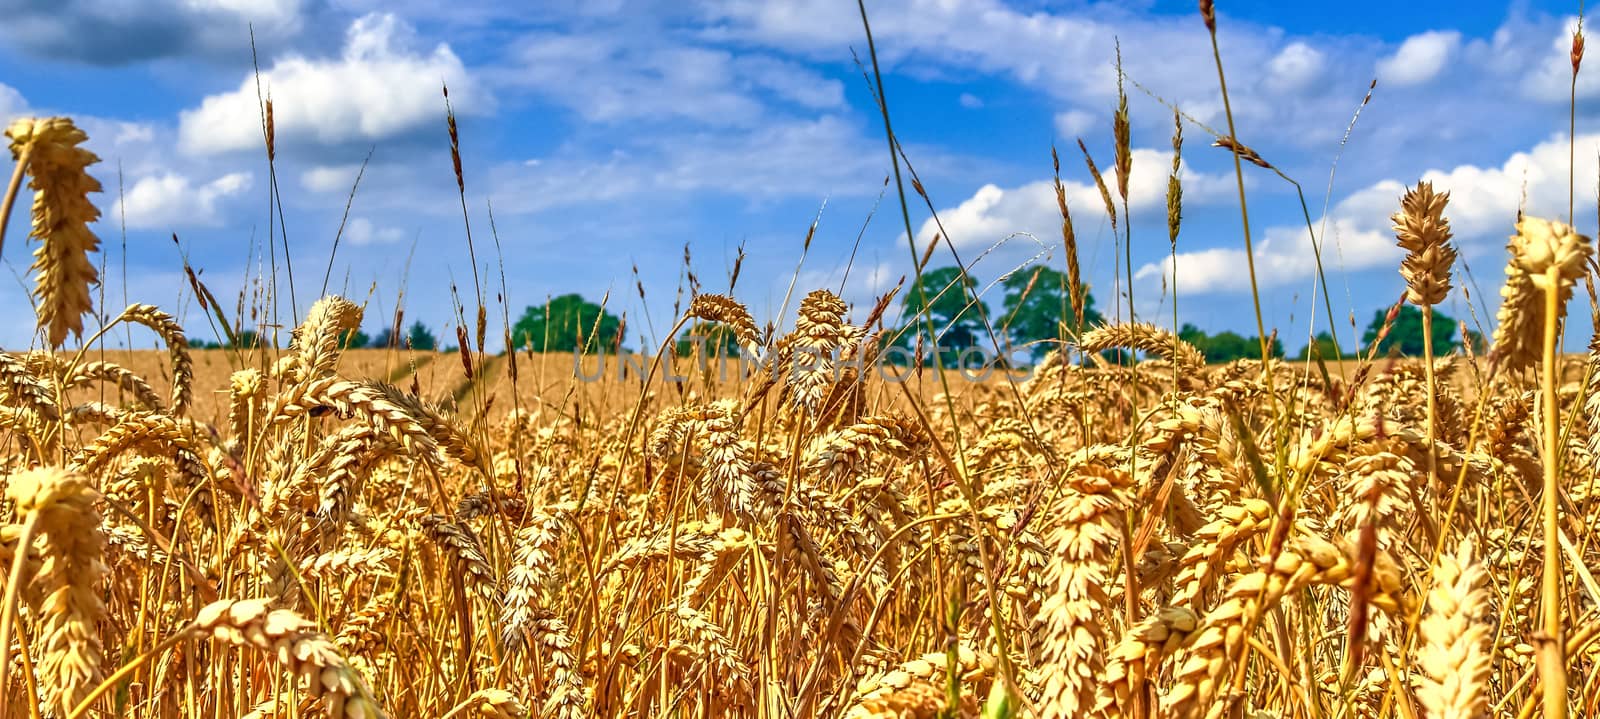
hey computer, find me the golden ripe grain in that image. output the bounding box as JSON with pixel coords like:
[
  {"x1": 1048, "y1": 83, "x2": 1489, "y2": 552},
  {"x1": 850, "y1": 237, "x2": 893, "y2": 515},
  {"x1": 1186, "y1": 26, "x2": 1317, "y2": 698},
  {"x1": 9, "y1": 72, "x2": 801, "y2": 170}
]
[
  {"x1": 4, "y1": 50, "x2": 1600, "y2": 719},
  {"x1": 4, "y1": 118, "x2": 101, "y2": 347}
]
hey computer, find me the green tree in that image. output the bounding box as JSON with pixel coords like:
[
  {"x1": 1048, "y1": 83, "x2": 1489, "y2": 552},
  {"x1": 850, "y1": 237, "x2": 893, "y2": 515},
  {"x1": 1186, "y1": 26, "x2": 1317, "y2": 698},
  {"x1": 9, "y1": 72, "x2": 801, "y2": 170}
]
[
  {"x1": 513, "y1": 294, "x2": 623, "y2": 353},
  {"x1": 371, "y1": 327, "x2": 398, "y2": 349},
  {"x1": 201, "y1": 329, "x2": 262, "y2": 350},
  {"x1": 1361, "y1": 304, "x2": 1456, "y2": 357},
  {"x1": 342, "y1": 329, "x2": 370, "y2": 350},
  {"x1": 1295, "y1": 331, "x2": 1346, "y2": 361},
  {"x1": 896, "y1": 266, "x2": 988, "y2": 368},
  {"x1": 1180, "y1": 323, "x2": 1283, "y2": 363},
  {"x1": 405, "y1": 321, "x2": 437, "y2": 351},
  {"x1": 676, "y1": 321, "x2": 740, "y2": 357},
  {"x1": 1000, "y1": 266, "x2": 1103, "y2": 360}
]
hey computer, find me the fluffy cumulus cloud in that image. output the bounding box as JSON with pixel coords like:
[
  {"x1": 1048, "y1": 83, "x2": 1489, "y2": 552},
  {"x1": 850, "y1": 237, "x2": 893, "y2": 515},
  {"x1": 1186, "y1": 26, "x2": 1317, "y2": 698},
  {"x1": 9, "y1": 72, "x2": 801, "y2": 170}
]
[
  {"x1": 1265, "y1": 42, "x2": 1325, "y2": 93},
  {"x1": 1054, "y1": 110, "x2": 1095, "y2": 138},
  {"x1": 344, "y1": 217, "x2": 405, "y2": 245},
  {"x1": 0, "y1": 83, "x2": 29, "y2": 126},
  {"x1": 1139, "y1": 131, "x2": 1600, "y2": 294},
  {"x1": 178, "y1": 13, "x2": 485, "y2": 155},
  {"x1": 486, "y1": 115, "x2": 892, "y2": 212},
  {"x1": 500, "y1": 32, "x2": 842, "y2": 126},
  {"x1": 0, "y1": 0, "x2": 305, "y2": 65},
  {"x1": 695, "y1": 0, "x2": 1380, "y2": 150},
  {"x1": 917, "y1": 148, "x2": 1232, "y2": 249},
  {"x1": 300, "y1": 164, "x2": 365, "y2": 192},
  {"x1": 113, "y1": 171, "x2": 253, "y2": 229},
  {"x1": 1523, "y1": 16, "x2": 1600, "y2": 102},
  {"x1": 1377, "y1": 30, "x2": 1460, "y2": 87},
  {"x1": 1135, "y1": 218, "x2": 1394, "y2": 295}
]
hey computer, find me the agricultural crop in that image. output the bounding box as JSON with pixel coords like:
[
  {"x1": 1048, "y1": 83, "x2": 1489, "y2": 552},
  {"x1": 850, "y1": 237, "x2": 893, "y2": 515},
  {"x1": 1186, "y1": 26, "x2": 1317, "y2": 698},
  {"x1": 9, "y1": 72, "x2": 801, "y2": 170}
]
[{"x1": 4, "y1": 4, "x2": 1600, "y2": 718}]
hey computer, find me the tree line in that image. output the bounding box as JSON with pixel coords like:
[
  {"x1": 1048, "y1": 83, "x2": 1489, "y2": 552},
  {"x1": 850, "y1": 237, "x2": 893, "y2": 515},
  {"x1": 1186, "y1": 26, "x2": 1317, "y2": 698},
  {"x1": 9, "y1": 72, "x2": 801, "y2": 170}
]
[{"x1": 195, "y1": 278, "x2": 1460, "y2": 362}]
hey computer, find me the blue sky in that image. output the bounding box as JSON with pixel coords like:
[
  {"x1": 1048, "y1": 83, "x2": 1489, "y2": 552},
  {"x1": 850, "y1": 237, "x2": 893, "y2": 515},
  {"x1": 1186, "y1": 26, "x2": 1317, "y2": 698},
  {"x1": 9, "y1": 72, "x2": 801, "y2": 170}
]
[{"x1": 0, "y1": 0, "x2": 1595, "y2": 355}]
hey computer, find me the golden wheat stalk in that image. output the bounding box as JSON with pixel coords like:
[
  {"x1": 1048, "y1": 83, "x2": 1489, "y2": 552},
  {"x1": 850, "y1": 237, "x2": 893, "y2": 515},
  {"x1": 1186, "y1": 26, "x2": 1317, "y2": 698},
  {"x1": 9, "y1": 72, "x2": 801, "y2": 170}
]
[
  {"x1": 1035, "y1": 462, "x2": 1132, "y2": 717},
  {"x1": 2, "y1": 467, "x2": 106, "y2": 717},
  {"x1": 1491, "y1": 216, "x2": 1592, "y2": 372},
  {"x1": 1080, "y1": 321, "x2": 1207, "y2": 371},
  {"x1": 291, "y1": 295, "x2": 364, "y2": 382},
  {"x1": 1417, "y1": 539, "x2": 1490, "y2": 719},
  {"x1": 114, "y1": 304, "x2": 194, "y2": 415},
  {"x1": 686, "y1": 293, "x2": 763, "y2": 355},
  {"x1": 1393, "y1": 181, "x2": 1456, "y2": 307},
  {"x1": 192, "y1": 599, "x2": 386, "y2": 719},
  {"x1": 5, "y1": 118, "x2": 102, "y2": 347}
]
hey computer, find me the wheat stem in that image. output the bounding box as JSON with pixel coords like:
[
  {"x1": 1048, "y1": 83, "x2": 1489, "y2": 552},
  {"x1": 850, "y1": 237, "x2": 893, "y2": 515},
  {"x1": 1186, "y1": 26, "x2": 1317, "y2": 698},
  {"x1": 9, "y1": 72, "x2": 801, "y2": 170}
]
[
  {"x1": 0, "y1": 513, "x2": 40, "y2": 719},
  {"x1": 65, "y1": 623, "x2": 199, "y2": 719},
  {"x1": 1539, "y1": 264, "x2": 1568, "y2": 719},
  {"x1": 0, "y1": 142, "x2": 30, "y2": 259},
  {"x1": 1422, "y1": 307, "x2": 1440, "y2": 497}
]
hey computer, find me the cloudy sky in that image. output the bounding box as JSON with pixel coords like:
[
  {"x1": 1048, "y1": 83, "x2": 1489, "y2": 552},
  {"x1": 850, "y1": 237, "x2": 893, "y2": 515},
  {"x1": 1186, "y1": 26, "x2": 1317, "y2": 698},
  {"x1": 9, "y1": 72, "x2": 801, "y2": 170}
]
[{"x1": 0, "y1": 0, "x2": 1593, "y2": 354}]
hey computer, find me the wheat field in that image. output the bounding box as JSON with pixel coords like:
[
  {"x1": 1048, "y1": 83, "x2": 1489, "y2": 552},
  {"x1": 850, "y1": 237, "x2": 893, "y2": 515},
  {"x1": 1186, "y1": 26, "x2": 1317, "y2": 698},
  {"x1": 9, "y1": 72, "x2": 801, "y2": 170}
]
[{"x1": 6, "y1": 5, "x2": 1600, "y2": 718}]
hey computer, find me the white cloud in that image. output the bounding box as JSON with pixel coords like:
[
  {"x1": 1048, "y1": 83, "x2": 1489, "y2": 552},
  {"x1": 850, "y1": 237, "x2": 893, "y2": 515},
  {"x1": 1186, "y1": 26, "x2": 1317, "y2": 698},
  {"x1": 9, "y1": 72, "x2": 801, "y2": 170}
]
[
  {"x1": 113, "y1": 172, "x2": 253, "y2": 229},
  {"x1": 0, "y1": 0, "x2": 305, "y2": 65},
  {"x1": 698, "y1": 0, "x2": 1368, "y2": 149},
  {"x1": 1265, "y1": 42, "x2": 1325, "y2": 92},
  {"x1": 1136, "y1": 218, "x2": 1394, "y2": 294},
  {"x1": 1377, "y1": 30, "x2": 1459, "y2": 87},
  {"x1": 111, "y1": 123, "x2": 156, "y2": 145},
  {"x1": 301, "y1": 164, "x2": 363, "y2": 192},
  {"x1": 735, "y1": 55, "x2": 845, "y2": 109},
  {"x1": 1523, "y1": 17, "x2": 1600, "y2": 102},
  {"x1": 180, "y1": 0, "x2": 300, "y2": 25},
  {"x1": 502, "y1": 32, "x2": 840, "y2": 126},
  {"x1": 344, "y1": 217, "x2": 405, "y2": 246},
  {"x1": 959, "y1": 92, "x2": 984, "y2": 109},
  {"x1": 178, "y1": 12, "x2": 485, "y2": 155},
  {"x1": 1138, "y1": 131, "x2": 1600, "y2": 294},
  {"x1": 486, "y1": 115, "x2": 892, "y2": 212},
  {"x1": 0, "y1": 83, "x2": 29, "y2": 125},
  {"x1": 1053, "y1": 110, "x2": 1095, "y2": 138},
  {"x1": 917, "y1": 148, "x2": 1232, "y2": 249}
]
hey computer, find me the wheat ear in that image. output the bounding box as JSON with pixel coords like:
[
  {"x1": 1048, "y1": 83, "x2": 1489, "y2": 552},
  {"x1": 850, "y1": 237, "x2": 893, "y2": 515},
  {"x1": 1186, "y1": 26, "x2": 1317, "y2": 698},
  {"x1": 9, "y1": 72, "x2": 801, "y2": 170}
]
[
  {"x1": 1080, "y1": 321, "x2": 1207, "y2": 371},
  {"x1": 1491, "y1": 217, "x2": 1592, "y2": 372},
  {"x1": 5, "y1": 118, "x2": 101, "y2": 347},
  {"x1": 1035, "y1": 462, "x2": 1132, "y2": 717},
  {"x1": 193, "y1": 599, "x2": 386, "y2": 719},
  {"x1": 291, "y1": 295, "x2": 364, "y2": 381},
  {"x1": 115, "y1": 304, "x2": 194, "y2": 415},
  {"x1": 1417, "y1": 539, "x2": 1490, "y2": 719},
  {"x1": 4, "y1": 467, "x2": 106, "y2": 717},
  {"x1": 686, "y1": 293, "x2": 763, "y2": 355}
]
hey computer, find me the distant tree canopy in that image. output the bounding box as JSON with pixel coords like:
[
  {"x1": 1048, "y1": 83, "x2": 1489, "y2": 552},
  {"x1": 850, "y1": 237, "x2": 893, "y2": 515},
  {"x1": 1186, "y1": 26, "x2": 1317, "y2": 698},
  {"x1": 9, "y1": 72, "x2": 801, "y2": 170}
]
[
  {"x1": 195, "y1": 329, "x2": 263, "y2": 350},
  {"x1": 894, "y1": 266, "x2": 987, "y2": 367},
  {"x1": 1179, "y1": 323, "x2": 1284, "y2": 364},
  {"x1": 1295, "y1": 331, "x2": 1346, "y2": 362},
  {"x1": 405, "y1": 321, "x2": 437, "y2": 351},
  {"x1": 890, "y1": 264, "x2": 1110, "y2": 366},
  {"x1": 371, "y1": 327, "x2": 398, "y2": 350},
  {"x1": 676, "y1": 321, "x2": 740, "y2": 357},
  {"x1": 1362, "y1": 304, "x2": 1457, "y2": 357},
  {"x1": 1000, "y1": 266, "x2": 1103, "y2": 360},
  {"x1": 370, "y1": 321, "x2": 438, "y2": 351},
  {"x1": 342, "y1": 329, "x2": 370, "y2": 350},
  {"x1": 513, "y1": 294, "x2": 622, "y2": 353}
]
